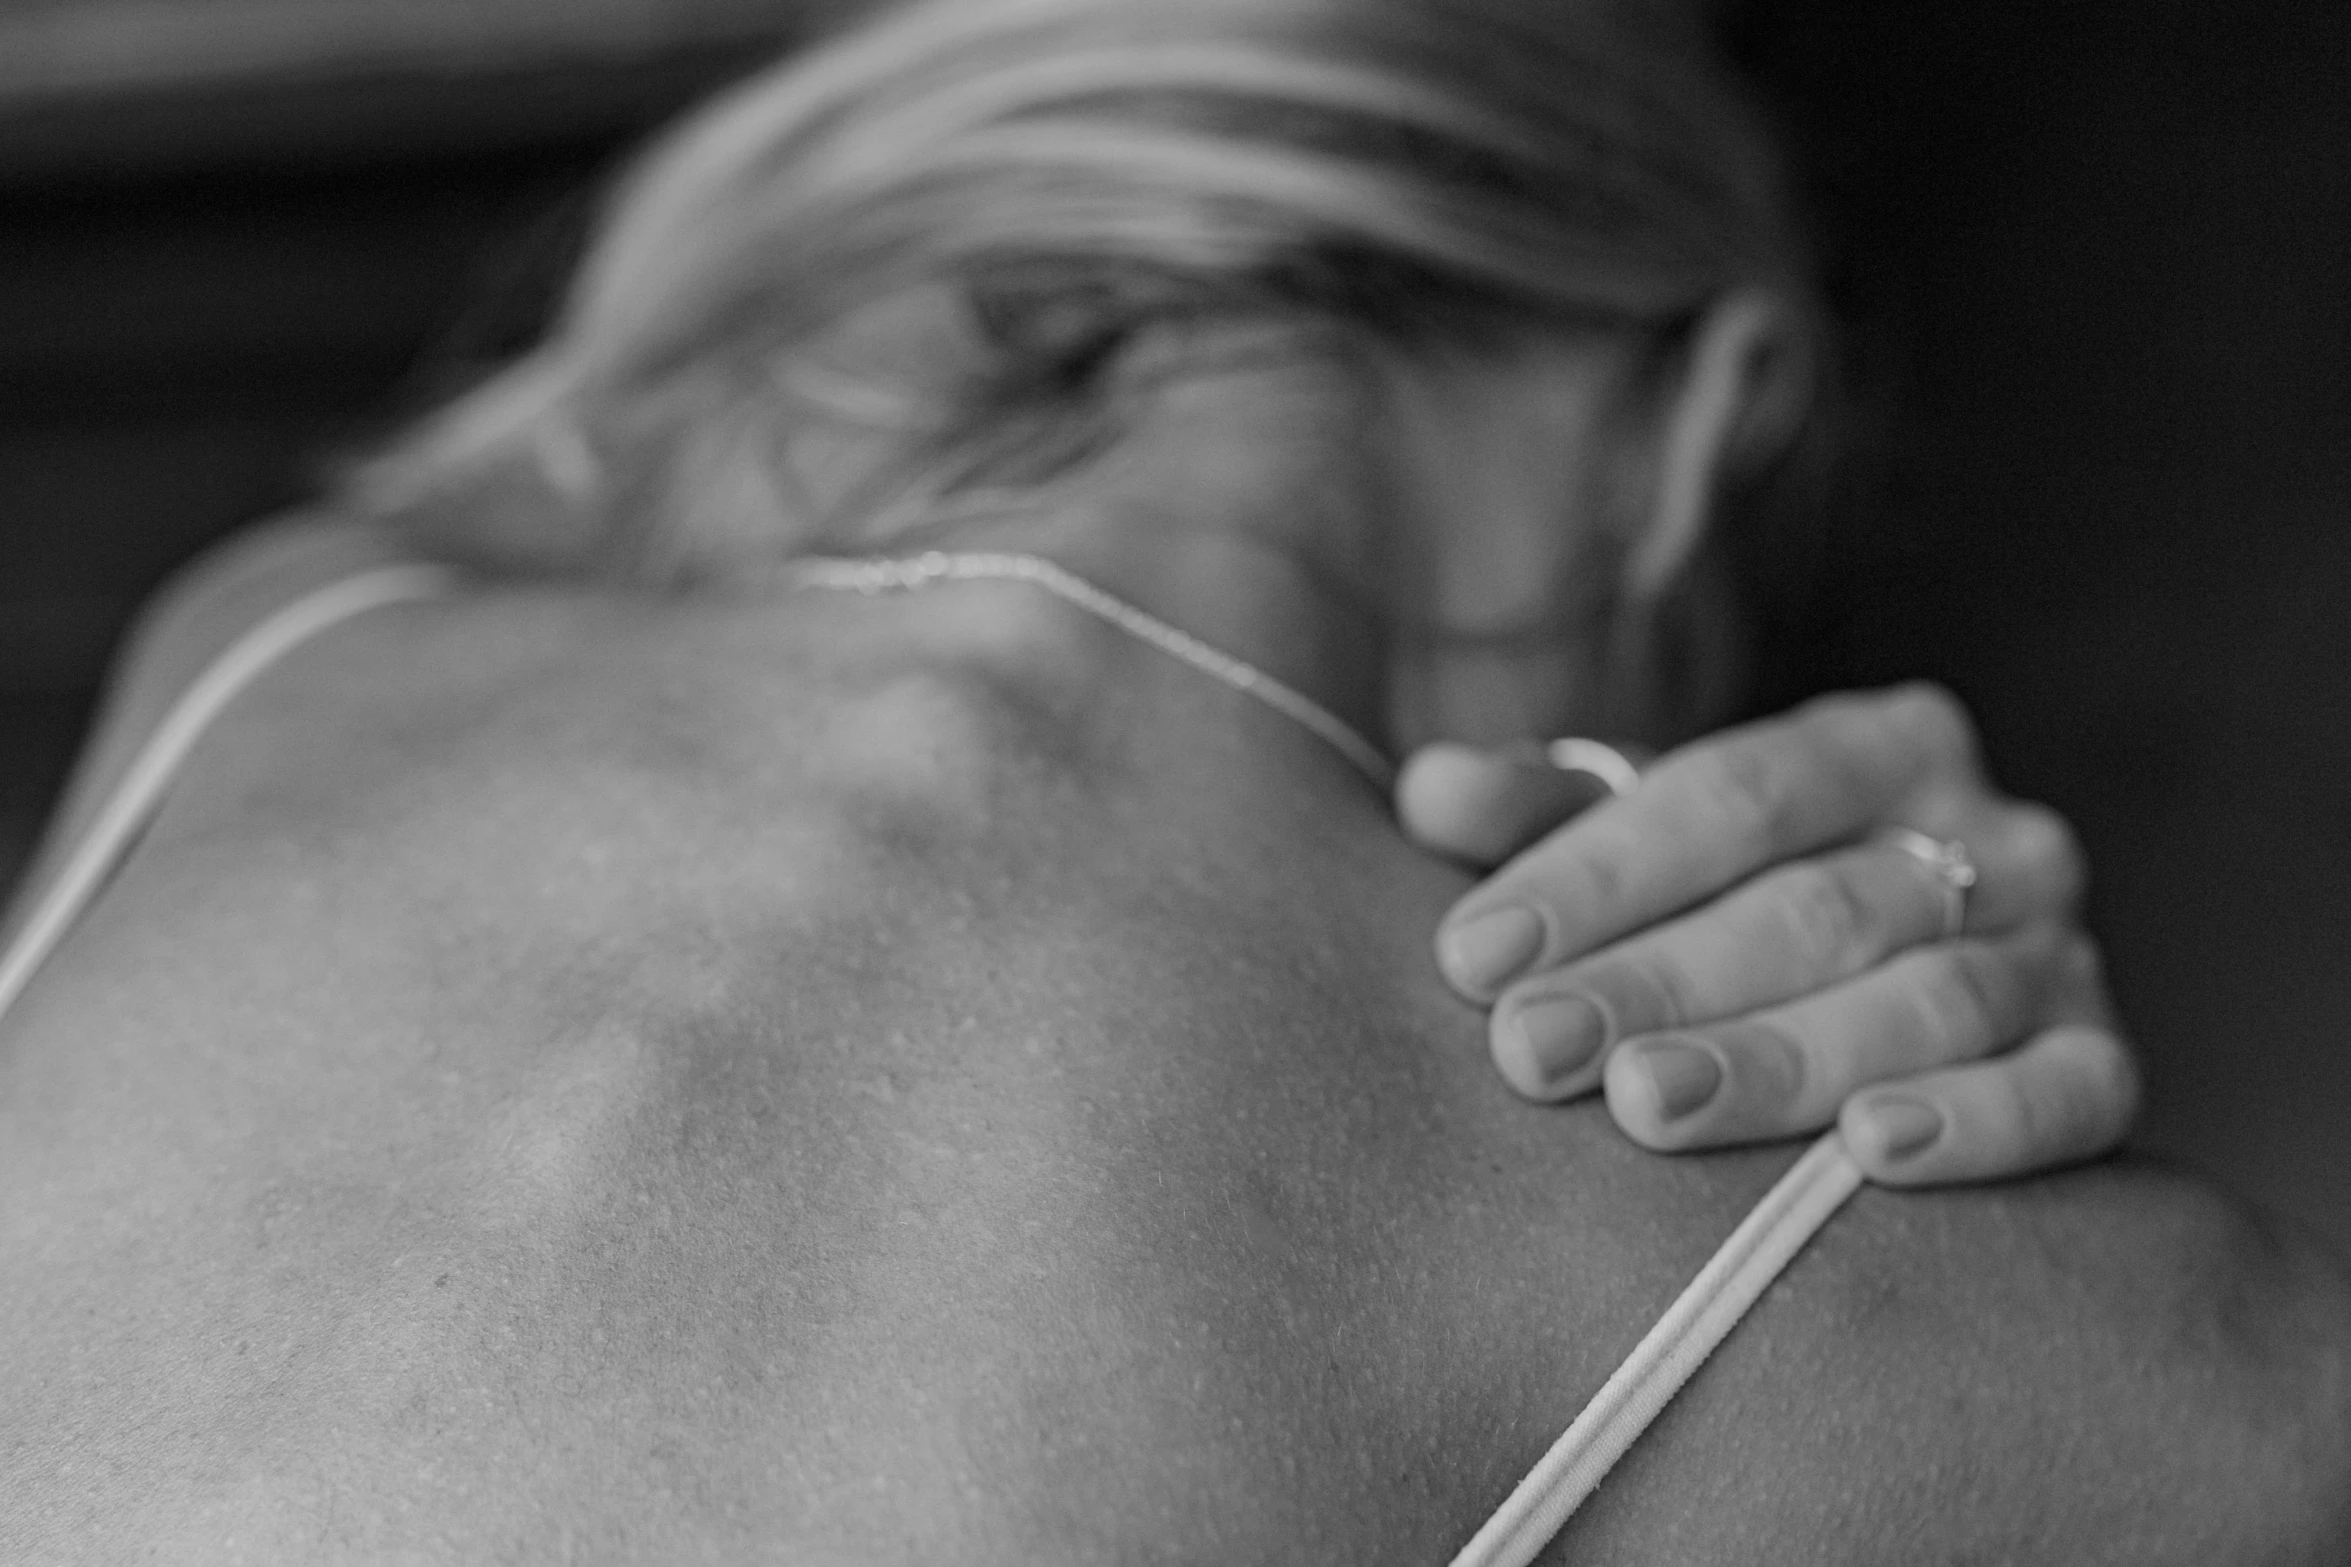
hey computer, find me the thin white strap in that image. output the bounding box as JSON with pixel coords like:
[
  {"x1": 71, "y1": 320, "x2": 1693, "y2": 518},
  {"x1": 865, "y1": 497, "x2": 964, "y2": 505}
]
[
  {"x1": 1449, "y1": 1129, "x2": 1865, "y2": 1567},
  {"x1": 0, "y1": 565, "x2": 455, "y2": 1026},
  {"x1": 790, "y1": 551, "x2": 1398, "y2": 791}
]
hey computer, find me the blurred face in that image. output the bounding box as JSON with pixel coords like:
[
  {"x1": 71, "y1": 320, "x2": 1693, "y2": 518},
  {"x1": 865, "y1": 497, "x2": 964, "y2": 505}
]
[
  {"x1": 783, "y1": 294, "x2": 1676, "y2": 752},
  {"x1": 1370, "y1": 333, "x2": 1653, "y2": 750},
  {"x1": 996, "y1": 315, "x2": 1672, "y2": 752}
]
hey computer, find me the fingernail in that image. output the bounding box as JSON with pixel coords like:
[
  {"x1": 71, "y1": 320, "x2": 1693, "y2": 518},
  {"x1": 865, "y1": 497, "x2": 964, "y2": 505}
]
[
  {"x1": 1509, "y1": 992, "x2": 1608, "y2": 1087},
  {"x1": 1634, "y1": 1039, "x2": 1722, "y2": 1121},
  {"x1": 1440, "y1": 906, "x2": 1546, "y2": 996},
  {"x1": 1861, "y1": 1095, "x2": 1944, "y2": 1162}
]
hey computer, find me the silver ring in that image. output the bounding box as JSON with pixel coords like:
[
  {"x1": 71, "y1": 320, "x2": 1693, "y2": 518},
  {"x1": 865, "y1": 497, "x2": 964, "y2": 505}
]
[
  {"x1": 1543, "y1": 737, "x2": 1643, "y2": 798},
  {"x1": 1874, "y1": 826, "x2": 1978, "y2": 939}
]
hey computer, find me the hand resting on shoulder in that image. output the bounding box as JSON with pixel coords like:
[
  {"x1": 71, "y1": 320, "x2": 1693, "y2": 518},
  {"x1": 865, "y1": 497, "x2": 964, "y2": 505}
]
[
  {"x1": 1, "y1": 529, "x2": 2345, "y2": 1564},
  {"x1": 1402, "y1": 683, "x2": 2137, "y2": 1187}
]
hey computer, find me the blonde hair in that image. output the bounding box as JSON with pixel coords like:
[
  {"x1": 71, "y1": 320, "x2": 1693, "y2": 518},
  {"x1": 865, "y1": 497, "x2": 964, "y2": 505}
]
[{"x1": 355, "y1": 0, "x2": 1817, "y2": 587}]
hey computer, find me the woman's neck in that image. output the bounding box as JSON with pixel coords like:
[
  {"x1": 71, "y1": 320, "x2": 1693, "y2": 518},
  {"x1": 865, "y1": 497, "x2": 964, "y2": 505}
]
[
  {"x1": 891, "y1": 499, "x2": 1397, "y2": 770},
  {"x1": 825, "y1": 323, "x2": 1396, "y2": 761},
  {"x1": 807, "y1": 316, "x2": 1640, "y2": 757}
]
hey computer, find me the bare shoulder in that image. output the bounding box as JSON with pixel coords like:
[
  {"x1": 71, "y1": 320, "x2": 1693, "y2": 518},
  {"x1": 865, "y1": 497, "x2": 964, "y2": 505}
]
[
  {"x1": 1572, "y1": 1154, "x2": 2351, "y2": 1564},
  {"x1": 118, "y1": 512, "x2": 420, "y2": 674},
  {"x1": 8, "y1": 569, "x2": 2345, "y2": 1562},
  {"x1": 4, "y1": 514, "x2": 423, "y2": 927},
  {"x1": 1873, "y1": 1162, "x2": 2351, "y2": 1562}
]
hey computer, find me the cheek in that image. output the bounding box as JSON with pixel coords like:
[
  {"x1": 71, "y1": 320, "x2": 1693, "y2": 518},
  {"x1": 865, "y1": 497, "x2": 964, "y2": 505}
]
[
  {"x1": 1424, "y1": 508, "x2": 1575, "y2": 636},
  {"x1": 1407, "y1": 407, "x2": 1600, "y2": 639},
  {"x1": 1381, "y1": 340, "x2": 1628, "y2": 641},
  {"x1": 1386, "y1": 639, "x2": 1610, "y2": 752}
]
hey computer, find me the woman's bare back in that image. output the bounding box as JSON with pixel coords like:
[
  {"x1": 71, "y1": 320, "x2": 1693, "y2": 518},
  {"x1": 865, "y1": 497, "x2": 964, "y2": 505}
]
[{"x1": 2, "y1": 573, "x2": 2344, "y2": 1564}]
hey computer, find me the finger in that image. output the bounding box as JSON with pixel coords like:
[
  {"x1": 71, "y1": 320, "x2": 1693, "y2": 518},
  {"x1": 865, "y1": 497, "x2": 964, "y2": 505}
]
[
  {"x1": 1600, "y1": 923, "x2": 2075, "y2": 1151},
  {"x1": 1485, "y1": 814, "x2": 2085, "y2": 1102},
  {"x1": 1842, "y1": 934, "x2": 2132, "y2": 1184},
  {"x1": 1397, "y1": 743, "x2": 1615, "y2": 869},
  {"x1": 1840, "y1": 1023, "x2": 2140, "y2": 1186},
  {"x1": 1932, "y1": 798, "x2": 2086, "y2": 932},
  {"x1": 1487, "y1": 841, "x2": 1963, "y2": 1101},
  {"x1": 1437, "y1": 683, "x2": 1978, "y2": 999}
]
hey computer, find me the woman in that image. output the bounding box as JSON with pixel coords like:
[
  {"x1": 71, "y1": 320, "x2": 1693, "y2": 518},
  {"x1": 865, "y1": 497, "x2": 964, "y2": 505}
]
[
  {"x1": 2, "y1": 0, "x2": 2341, "y2": 1560},
  {"x1": 349, "y1": 0, "x2": 2126, "y2": 1188}
]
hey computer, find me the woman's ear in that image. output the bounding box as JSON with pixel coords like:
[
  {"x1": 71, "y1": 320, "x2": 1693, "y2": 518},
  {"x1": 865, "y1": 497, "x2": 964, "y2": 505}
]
[{"x1": 1623, "y1": 287, "x2": 1813, "y2": 597}]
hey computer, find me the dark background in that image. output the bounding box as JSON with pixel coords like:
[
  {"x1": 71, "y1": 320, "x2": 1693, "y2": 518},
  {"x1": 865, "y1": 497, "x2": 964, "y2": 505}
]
[{"x1": 2, "y1": 1, "x2": 2345, "y2": 1255}]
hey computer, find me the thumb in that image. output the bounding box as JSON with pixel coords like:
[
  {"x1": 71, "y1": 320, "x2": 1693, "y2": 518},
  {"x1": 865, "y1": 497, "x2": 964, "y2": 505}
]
[{"x1": 1396, "y1": 742, "x2": 1615, "y2": 869}]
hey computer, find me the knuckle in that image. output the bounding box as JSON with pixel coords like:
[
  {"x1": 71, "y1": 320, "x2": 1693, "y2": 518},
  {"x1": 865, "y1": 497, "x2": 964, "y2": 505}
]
[
  {"x1": 1795, "y1": 687, "x2": 1935, "y2": 810},
  {"x1": 2009, "y1": 801, "x2": 2089, "y2": 908},
  {"x1": 1893, "y1": 681, "x2": 1977, "y2": 762},
  {"x1": 1569, "y1": 816, "x2": 1643, "y2": 915},
  {"x1": 1693, "y1": 738, "x2": 1800, "y2": 844},
  {"x1": 2046, "y1": 815, "x2": 2090, "y2": 908},
  {"x1": 1577, "y1": 954, "x2": 1697, "y2": 1034},
  {"x1": 2009, "y1": 922, "x2": 2086, "y2": 1022},
  {"x1": 1731, "y1": 1021, "x2": 1811, "y2": 1115},
  {"x1": 1766, "y1": 862, "x2": 1875, "y2": 973},
  {"x1": 1795, "y1": 686, "x2": 1874, "y2": 735},
  {"x1": 2041, "y1": 933, "x2": 2117, "y2": 1027},
  {"x1": 2027, "y1": 1034, "x2": 2132, "y2": 1158},
  {"x1": 1994, "y1": 1057, "x2": 2054, "y2": 1156},
  {"x1": 2071, "y1": 1025, "x2": 2142, "y2": 1126},
  {"x1": 1879, "y1": 682, "x2": 1982, "y2": 804},
  {"x1": 1907, "y1": 945, "x2": 2011, "y2": 1058}
]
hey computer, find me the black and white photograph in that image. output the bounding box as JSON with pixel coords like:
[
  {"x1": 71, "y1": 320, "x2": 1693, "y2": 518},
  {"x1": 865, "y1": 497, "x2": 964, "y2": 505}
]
[{"x1": 2, "y1": 0, "x2": 2347, "y2": 1558}]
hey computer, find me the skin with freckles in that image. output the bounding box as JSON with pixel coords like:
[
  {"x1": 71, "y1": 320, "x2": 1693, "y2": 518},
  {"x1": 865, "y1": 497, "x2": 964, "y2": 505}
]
[{"x1": 2, "y1": 529, "x2": 2346, "y2": 1564}]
